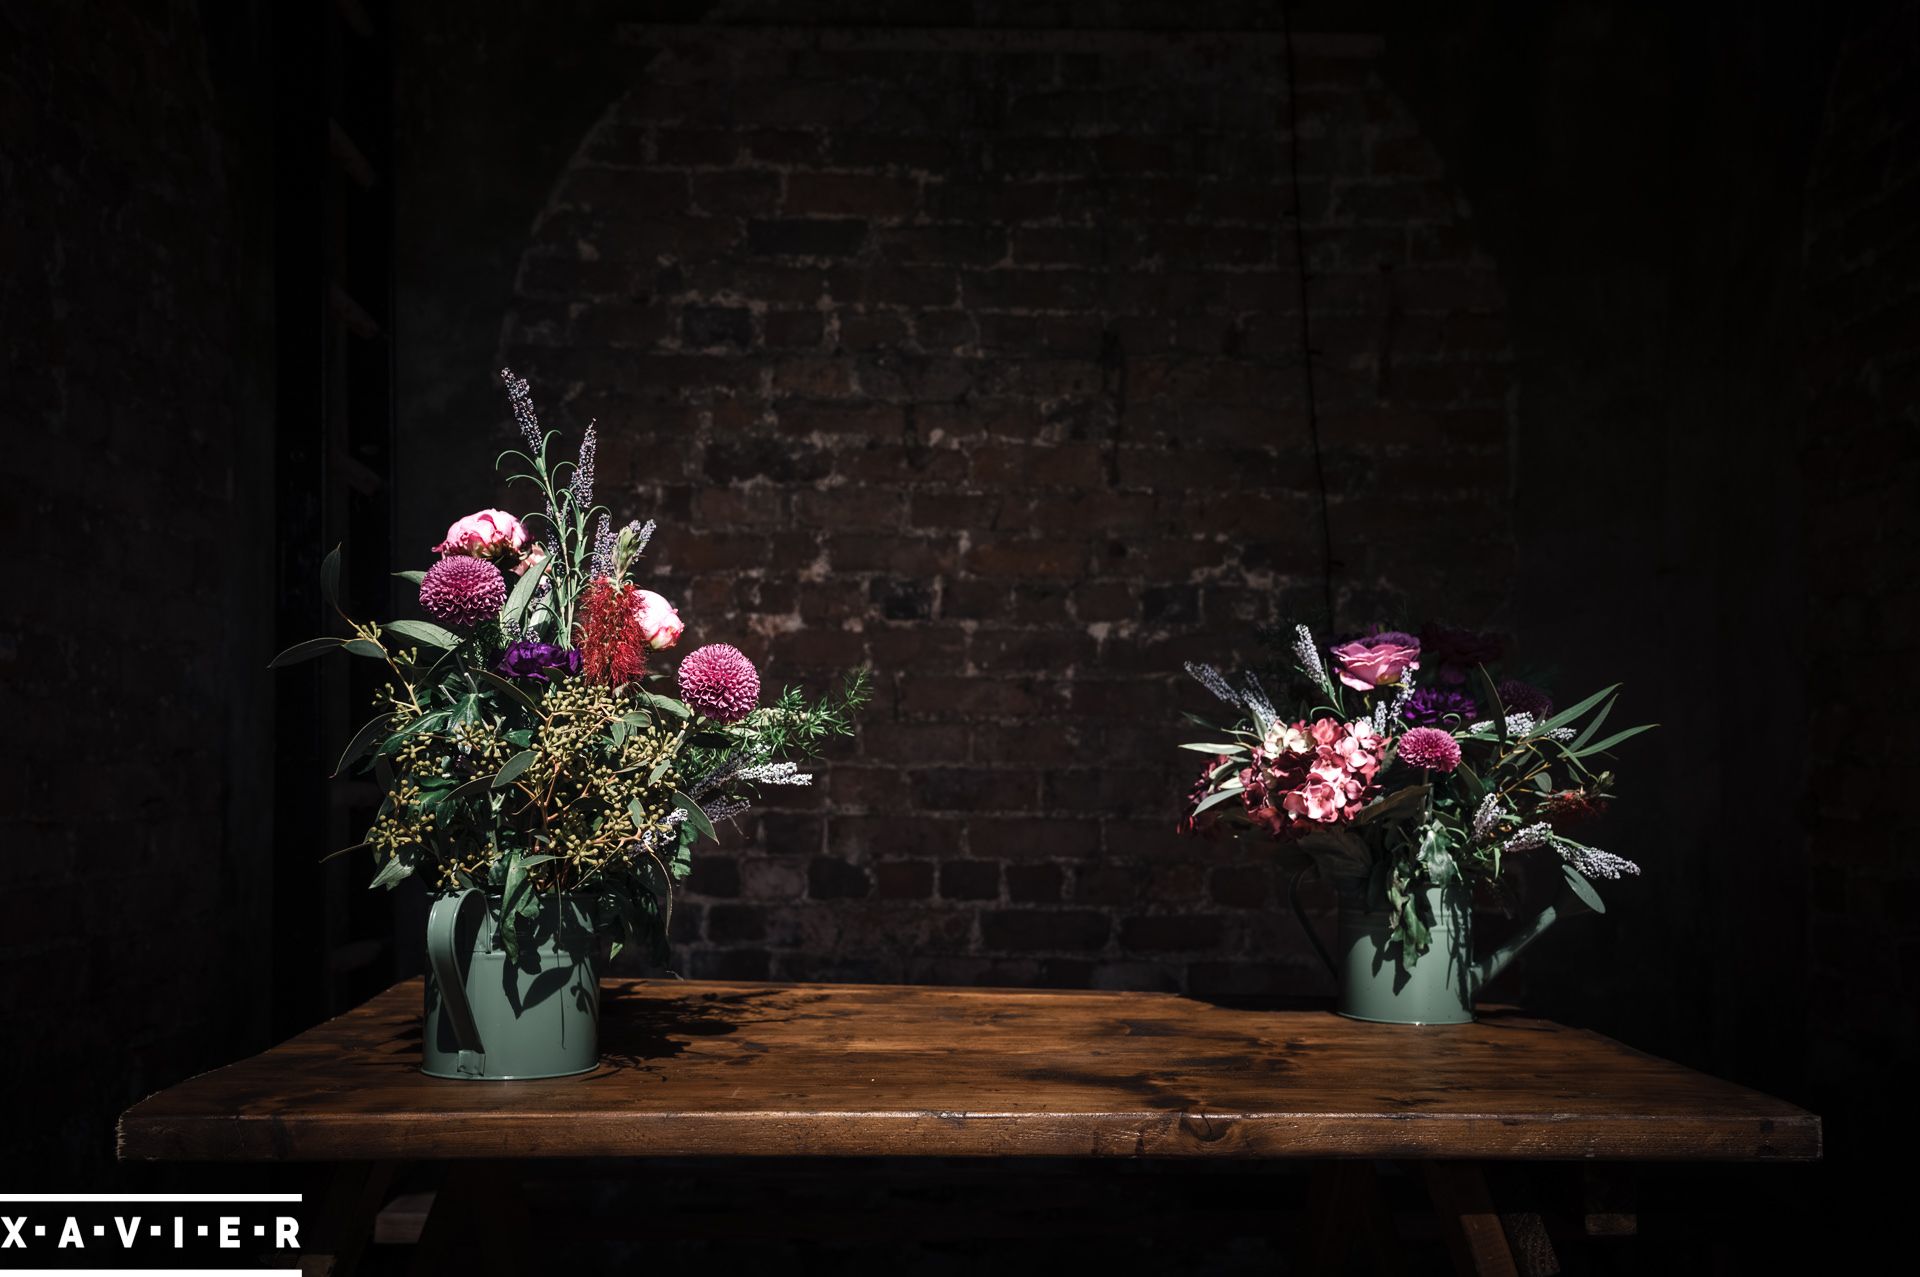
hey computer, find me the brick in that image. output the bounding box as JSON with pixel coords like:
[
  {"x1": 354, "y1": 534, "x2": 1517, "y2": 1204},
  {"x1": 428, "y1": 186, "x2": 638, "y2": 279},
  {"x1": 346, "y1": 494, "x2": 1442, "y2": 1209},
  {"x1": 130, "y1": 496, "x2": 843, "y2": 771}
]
[
  {"x1": 939, "y1": 860, "x2": 1001, "y2": 901},
  {"x1": 873, "y1": 860, "x2": 935, "y2": 900},
  {"x1": 808, "y1": 857, "x2": 872, "y2": 900},
  {"x1": 1120, "y1": 915, "x2": 1226, "y2": 952},
  {"x1": 980, "y1": 910, "x2": 1111, "y2": 952},
  {"x1": 748, "y1": 218, "x2": 870, "y2": 258},
  {"x1": 911, "y1": 768, "x2": 1037, "y2": 812},
  {"x1": 682, "y1": 306, "x2": 753, "y2": 349}
]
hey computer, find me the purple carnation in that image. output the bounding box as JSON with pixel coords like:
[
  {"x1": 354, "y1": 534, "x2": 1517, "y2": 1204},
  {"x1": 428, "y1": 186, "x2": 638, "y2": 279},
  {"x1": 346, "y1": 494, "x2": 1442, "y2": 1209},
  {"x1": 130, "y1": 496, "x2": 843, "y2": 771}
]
[
  {"x1": 1398, "y1": 726, "x2": 1463, "y2": 773},
  {"x1": 419, "y1": 555, "x2": 507, "y2": 629},
  {"x1": 1402, "y1": 687, "x2": 1478, "y2": 729},
  {"x1": 496, "y1": 640, "x2": 581, "y2": 684},
  {"x1": 1496, "y1": 680, "x2": 1554, "y2": 720},
  {"x1": 677, "y1": 643, "x2": 760, "y2": 724}
]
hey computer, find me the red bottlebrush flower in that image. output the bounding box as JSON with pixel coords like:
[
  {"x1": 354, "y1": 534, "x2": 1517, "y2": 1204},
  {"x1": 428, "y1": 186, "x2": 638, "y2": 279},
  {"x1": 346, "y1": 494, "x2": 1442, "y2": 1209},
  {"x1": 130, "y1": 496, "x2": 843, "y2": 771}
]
[
  {"x1": 1540, "y1": 788, "x2": 1609, "y2": 828},
  {"x1": 573, "y1": 578, "x2": 648, "y2": 687}
]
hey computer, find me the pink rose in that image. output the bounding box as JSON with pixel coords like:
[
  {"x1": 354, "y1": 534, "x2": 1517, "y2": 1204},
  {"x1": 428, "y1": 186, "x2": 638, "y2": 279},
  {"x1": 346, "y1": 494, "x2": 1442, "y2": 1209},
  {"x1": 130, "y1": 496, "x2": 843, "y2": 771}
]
[
  {"x1": 1329, "y1": 636, "x2": 1421, "y2": 692},
  {"x1": 434, "y1": 509, "x2": 530, "y2": 561},
  {"x1": 629, "y1": 589, "x2": 683, "y2": 650}
]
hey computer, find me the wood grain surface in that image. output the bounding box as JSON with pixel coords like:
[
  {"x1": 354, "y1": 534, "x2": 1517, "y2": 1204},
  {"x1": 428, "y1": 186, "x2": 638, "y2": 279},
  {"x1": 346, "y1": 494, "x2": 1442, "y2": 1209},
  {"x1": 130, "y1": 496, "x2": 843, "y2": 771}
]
[{"x1": 118, "y1": 979, "x2": 1820, "y2": 1163}]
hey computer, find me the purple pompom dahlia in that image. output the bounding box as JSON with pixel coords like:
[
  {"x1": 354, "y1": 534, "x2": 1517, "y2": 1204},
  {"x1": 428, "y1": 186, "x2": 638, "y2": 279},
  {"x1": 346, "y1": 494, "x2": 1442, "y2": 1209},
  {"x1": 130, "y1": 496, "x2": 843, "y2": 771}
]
[
  {"x1": 677, "y1": 643, "x2": 760, "y2": 724},
  {"x1": 1397, "y1": 726, "x2": 1463, "y2": 773},
  {"x1": 419, "y1": 555, "x2": 507, "y2": 629}
]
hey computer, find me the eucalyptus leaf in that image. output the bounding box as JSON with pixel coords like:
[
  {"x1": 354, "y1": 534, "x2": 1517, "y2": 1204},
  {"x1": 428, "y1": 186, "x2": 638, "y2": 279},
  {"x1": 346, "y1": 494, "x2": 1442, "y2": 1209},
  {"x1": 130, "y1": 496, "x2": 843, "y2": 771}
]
[
  {"x1": 1179, "y1": 742, "x2": 1245, "y2": 754},
  {"x1": 476, "y1": 669, "x2": 544, "y2": 719},
  {"x1": 1298, "y1": 828, "x2": 1372, "y2": 882},
  {"x1": 1570, "y1": 694, "x2": 1617, "y2": 751},
  {"x1": 332, "y1": 714, "x2": 395, "y2": 777},
  {"x1": 393, "y1": 569, "x2": 428, "y2": 586},
  {"x1": 384, "y1": 619, "x2": 462, "y2": 650},
  {"x1": 268, "y1": 636, "x2": 347, "y2": 668},
  {"x1": 344, "y1": 638, "x2": 386, "y2": 660},
  {"x1": 648, "y1": 757, "x2": 672, "y2": 785},
  {"x1": 502, "y1": 554, "x2": 548, "y2": 630},
  {"x1": 494, "y1": 750, "x2": 537, "y2": 787},
  {"x1": 1534, "y1": 684, "x2": 1620, "y2": 735},
  {"x1": 1191, "y1": 786, "x2": 1243, "y2": 816},
  {"x1": 370, "y1": 854, "x2": 414, "y2": 890},
  {"x1": 1574, "y1": 723, "x2": 1657, "y2": 758},
  {"x1": 1356, "y1": 784, "x2": 1428, "y2": 826},
  {"x1": 320, "y1": 545, "x2": 342, "y2": 611},
  {"x1": 639, "y1": 854, "x2": 673, "y2": 946},
  {"x1": 1561, "y1": 863, "x2": 1606, "y2": 914},
  {"x1": 672, "y1": 790, "x2": 716, "y2": 841}
]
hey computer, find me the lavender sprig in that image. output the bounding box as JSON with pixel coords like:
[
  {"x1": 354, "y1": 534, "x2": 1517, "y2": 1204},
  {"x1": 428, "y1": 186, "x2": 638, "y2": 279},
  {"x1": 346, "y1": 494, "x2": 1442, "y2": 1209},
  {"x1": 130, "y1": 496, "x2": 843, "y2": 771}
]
[
  {"x1": 1556, "y1": 840, "x2": 1640, "y2": 880},
  {"x1": 501, "y1": 367, "x2": 543, "y2": 453},
  {"x1": 571, "y1": 419, "x2": 598, "y2": 505},
  {"x1": 589, "y1": 513, "x2": 614, "y2": 579}
]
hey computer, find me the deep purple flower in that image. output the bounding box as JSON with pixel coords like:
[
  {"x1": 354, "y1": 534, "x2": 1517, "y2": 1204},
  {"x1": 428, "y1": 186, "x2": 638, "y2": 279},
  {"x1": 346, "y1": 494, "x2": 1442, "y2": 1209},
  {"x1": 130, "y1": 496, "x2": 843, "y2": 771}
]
[
  {"x1": 1420, "y1": 624, "x2": 1507, "y2": 685},
  {"x1": 1402, "y1": 687, "x2": 1479, "y2": 729},
  {"x1": 495, "y1": 640, "x2": 582, "y2": 684},
  {"x1": 1496, "y1": 679, "x2": 1554, "y2": 720}
]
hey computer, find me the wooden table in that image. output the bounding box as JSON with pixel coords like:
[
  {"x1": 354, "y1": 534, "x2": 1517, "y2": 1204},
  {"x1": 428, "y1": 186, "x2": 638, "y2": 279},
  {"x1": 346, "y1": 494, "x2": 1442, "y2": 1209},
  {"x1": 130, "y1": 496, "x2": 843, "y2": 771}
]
[{"x1": 119, "y1": 978, "x2": 1819, "y2": 1274}]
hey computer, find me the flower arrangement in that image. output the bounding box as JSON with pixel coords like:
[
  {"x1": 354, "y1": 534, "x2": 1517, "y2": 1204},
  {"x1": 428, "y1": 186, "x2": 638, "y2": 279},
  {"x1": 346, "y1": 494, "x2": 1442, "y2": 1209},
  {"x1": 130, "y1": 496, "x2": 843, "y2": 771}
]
[
  {"x1": 1179, "y1": 623, "x2": 1653, "y2": 962},
  {"x1": 273, "y1": 370, "x2": 869, "y2": 963}
]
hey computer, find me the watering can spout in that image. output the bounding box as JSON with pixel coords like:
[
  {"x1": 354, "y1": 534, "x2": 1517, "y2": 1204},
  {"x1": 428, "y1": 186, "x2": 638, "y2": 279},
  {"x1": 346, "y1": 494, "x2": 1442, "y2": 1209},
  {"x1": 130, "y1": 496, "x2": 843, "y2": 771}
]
[{"x1": 1474, "y1": 876, "x2": 1601, "y2": 992}]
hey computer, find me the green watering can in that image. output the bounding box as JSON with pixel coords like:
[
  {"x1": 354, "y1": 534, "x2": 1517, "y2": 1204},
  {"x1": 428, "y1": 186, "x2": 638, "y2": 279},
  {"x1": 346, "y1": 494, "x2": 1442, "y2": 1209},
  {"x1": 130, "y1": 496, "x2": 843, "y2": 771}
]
[
  {"x1": 423, "y1": 888, "x2": 601, "y2": 1079},
  {"x1": 1291, "y1": 874, "x2": 1599, "y2": 1024}
]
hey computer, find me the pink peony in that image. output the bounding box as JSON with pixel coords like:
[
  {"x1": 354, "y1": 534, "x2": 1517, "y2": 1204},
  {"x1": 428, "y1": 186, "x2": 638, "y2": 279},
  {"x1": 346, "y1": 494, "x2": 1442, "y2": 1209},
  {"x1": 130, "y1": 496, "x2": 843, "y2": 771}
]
[
  {"x1": 629, "y1": 589, "x2": 684, "y2": 650},
  {"x1": 1330, "y1": 634, "x2": 1421, "y2": 692},
  {"x1": 434, "y1": 509, "x2": 530, "y2": 561},
  {"x1": 677, "y1": 643, "x2": 760, "y2": 724},
  {"x1": 419, "y1": 555, "x2": 507, "y2": 629},
  {"x1": 1397, "y1": 726, "x2": 1462, "y2": 773},
  {"x1": 512, "y1": 542, "x2": 547, "y2": 578}
]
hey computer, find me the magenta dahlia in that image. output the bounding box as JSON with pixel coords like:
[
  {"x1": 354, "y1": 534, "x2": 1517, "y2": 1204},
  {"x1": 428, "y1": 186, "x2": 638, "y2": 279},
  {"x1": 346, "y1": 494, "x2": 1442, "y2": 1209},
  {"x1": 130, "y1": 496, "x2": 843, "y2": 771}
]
[
  {"x1": 1397, "y1": 726, "x2": 1463, "y2": 773},
  {"x1": 677, "y1": 643, "x2": 760, "y2": 723},
  {"x1": 419, "y1": 555, "x2": 507, "y2": 629}
]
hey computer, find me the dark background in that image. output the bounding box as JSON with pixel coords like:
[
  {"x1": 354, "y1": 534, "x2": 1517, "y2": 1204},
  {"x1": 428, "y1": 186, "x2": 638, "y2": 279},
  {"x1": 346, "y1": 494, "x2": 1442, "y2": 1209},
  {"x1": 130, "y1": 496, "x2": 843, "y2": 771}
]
[{"x1": 2, "y1": 0, "x2": 1912, "y2": 1267}]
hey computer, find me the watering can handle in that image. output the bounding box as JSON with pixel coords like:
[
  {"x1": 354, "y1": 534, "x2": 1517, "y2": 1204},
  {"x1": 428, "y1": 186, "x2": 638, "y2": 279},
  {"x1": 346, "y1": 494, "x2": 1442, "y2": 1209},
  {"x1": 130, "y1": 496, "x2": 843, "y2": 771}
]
[
  {"x1": 426, "y1": 889, "x2": 486, "y2": 1065},
  {"x1": 1288, "y1": 868, "x2": 1338, "y2": 979}
]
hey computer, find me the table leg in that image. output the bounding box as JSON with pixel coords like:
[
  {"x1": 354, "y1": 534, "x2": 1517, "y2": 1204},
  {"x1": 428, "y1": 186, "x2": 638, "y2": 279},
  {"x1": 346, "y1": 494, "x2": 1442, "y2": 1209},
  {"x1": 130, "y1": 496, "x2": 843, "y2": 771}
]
[
  {"x1": 299, "y1": 1161, "x2": 399, "y2": 1277},
  {"x1": 408, "y1": 1160, "x2": 529, "y2": 1277},
  {"x1": 1299, "y1": 1162, "x2": 1407, "y2": 1275},
  {"x1": 1422, "y1": 1162, "x2": 1517, "y2": 1277}
]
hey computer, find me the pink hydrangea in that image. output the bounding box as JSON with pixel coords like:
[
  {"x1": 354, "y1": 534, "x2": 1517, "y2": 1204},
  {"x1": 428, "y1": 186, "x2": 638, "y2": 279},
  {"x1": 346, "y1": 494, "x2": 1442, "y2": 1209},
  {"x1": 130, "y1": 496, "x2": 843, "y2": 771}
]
[
  {"x1": 1329, "y1": 632, "x2": 1421, "y2": 692},
  {"x1": 433, "y1": 509, "x2": 530, "y2": 561},
  {"x1": 419, "y1": 555, "x2": 507, "y2": 629},
  {"x1": 677, "y1": 643, "x2": 760, "y2": 724},
  {"x1": 1397, "y1": 726, "x2": 1463, "y2": 773},
  {"x1": 1239, "y1": 716, "x2": 1387, "y2": 837}
]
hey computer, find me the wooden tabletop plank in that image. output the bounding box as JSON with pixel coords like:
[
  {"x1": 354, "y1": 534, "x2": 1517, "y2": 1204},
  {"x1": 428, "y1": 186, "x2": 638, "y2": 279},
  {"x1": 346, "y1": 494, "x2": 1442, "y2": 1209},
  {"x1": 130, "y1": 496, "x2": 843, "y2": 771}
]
[{"x1": 118, "y1": 979, "x2": 1820, "y2": 1163}]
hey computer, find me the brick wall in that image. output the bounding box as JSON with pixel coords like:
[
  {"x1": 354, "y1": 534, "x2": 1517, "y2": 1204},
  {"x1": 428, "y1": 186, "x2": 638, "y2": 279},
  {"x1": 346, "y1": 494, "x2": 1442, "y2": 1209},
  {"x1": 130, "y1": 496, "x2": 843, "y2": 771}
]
[
  {"x1": 499, "y1": 24, "x2": 1515, "y2": 992},
  {"x1": 0, "y1": 3, "x2": 274, "y2": 1180},
  {"x1": 1801, "y1": 0, "x2": 1920, "y2": 1107}
]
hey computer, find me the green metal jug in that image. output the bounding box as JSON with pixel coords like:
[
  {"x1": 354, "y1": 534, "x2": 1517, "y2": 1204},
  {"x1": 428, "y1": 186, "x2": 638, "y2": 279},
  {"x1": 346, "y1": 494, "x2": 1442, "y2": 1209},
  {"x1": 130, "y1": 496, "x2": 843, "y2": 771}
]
[
  {"x1": 422, "y1": 888, "x2": 601, "y2": 1079},
  {"x1": 1291, "y1": 874, "x2": 1597, "y2": 1024}
]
